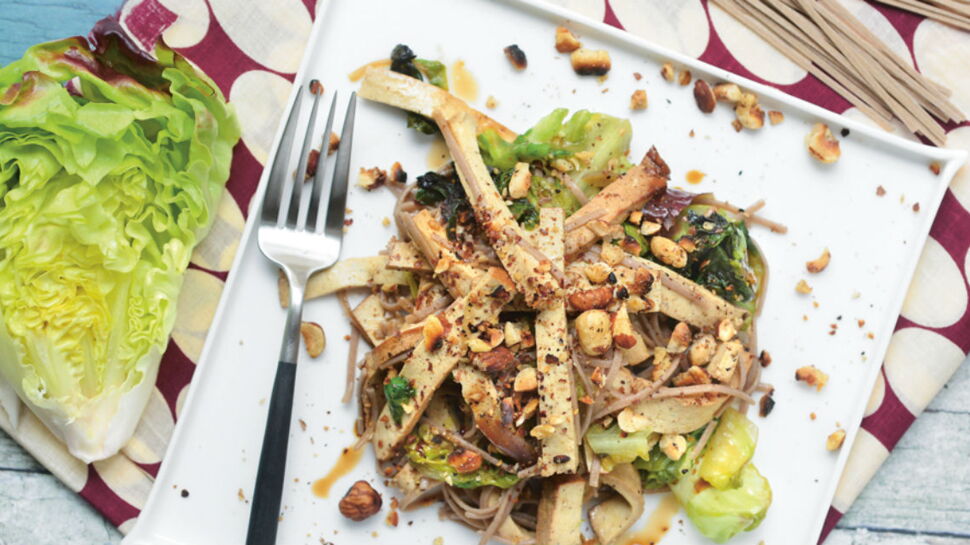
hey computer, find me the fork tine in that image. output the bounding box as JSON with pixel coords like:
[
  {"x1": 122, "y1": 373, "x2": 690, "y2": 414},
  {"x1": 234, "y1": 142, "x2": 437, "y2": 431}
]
[
  {"x1": 323, "y1": 92, "x2": 356, "y2": 239},
  {"x1": 261, "y1": 87, "x2": 305, "y2": 225},
  {"x1": 286, "y1": 81, "x2": 325, "y2": 229},
  {"x1": 306, "y1": 92, "x2": 338, "y2": 231}
]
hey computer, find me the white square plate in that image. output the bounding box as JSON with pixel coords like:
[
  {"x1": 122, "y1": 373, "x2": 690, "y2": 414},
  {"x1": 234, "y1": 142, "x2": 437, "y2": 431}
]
[{"x1": 124, "y1": 1, "x2": 966, "y2": 543}]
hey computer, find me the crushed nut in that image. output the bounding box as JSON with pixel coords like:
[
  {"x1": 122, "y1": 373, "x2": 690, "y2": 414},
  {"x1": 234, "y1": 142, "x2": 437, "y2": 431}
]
[
  {"x1": 678, "y1": 69, "x2": 692, "y2": 86},
  {"x1": 639, "y1": 221, "x2": 661, "y2": 236},
  {"x1": 357, "y1": 166, "x2": 388, "y2": 191},
  {"x1": 300, "y1": 322, "x2": 325, "y2": 358},
  {"x1": 474, "y1": 346, "x2": 516, "y2": 374},
  {"x1": 571, "y1": 49, "x2": 611, "y2": 76},
  {"x1": 660, "y1": 63, "x2": 675, "y2": 82},
  {"x1": 693, "y1": 79, "x2": 716, "y2": 113},
  {"x1": 826, "y1": 429, "x2": 846, "y2": 451},
  {"x1": 339, "y1": 480, "x2": 382, "y2": 521},
  {"x1": 617, "y1": 407, "x2": 650, "y2": 433},
  {"x1": 716, "y1": 318, "x2": 737, "y2": 342},
  {"x1": 709, "y1": 340, "x2": 742, "y2": 383},
  {"x1": 649, "y1": 236, "x2": 688, "y2": 268},
  {"x1": 929, "y1": 161, "x2": 941, "y2": 175},
  {"x1": 504, "y1": 44, "x2": 528, "y2": 70},
  {"x1": 600, "y1": 241, "x2": 626, "y2": 266},
  {"x1": 713, "y1": 82, "x2": 742, "y2": 103},
  {"x1": 672, "y1": 365, "x2": 710, "y2": 387},
  {"x1": 768, "y1": 110, "x2": 784, "y2": 125},
  {"x1": 630, "y1": 89, "x2": 648, "y2": 110},
  {"x1": 530, "y1": 424, "x2": 555, "y2": 439},
  {"x1": 504, "y1": 321, "x2": 524, "y2": 347},
  {"x1": 305, "y1": 149, "x2": 320, "y2": 179},
  {"x1": 612, "y1": 305, "x2": 638, "y2": 349},
  {"x1": 422, "y1": 315, "x2": 446, "y2": 352},
  {"x1": 568, "y1": 286, "x2": 614, "y2": 311},
  {"x1": 629, "y1": 210, "x2": 644, "y2": 224},
  {"x1": 576, "y1": 310, "x2": 613, "y2": 356},
  {"x1": 584, "y1": 262, "x2": 612, "y2": 284},
  {"x1": 795, "y1": 365, "x2": 829, "y2": 391},
  {"x1": 555, "y1": 26, "x2": 582, "y2": 53},
  {"x1": 514, "y1": 367, "x2": 538, "y2": 392},
  {"x1": 508, "y1": 162, "x2": 532, "y2": 199},
  {"x1": 795, "y1": 279, "x2": 813, "y2": 294},
  {"x1": 731, "y1": 119, "x2": 743, "y2": 132},
  {"x1": 389, "y1": 162, "x2": 407, "y2": 185},
  {"x1": 485, "y1": 95, "x2": 498, "y2": 109},
  {"x1": 806, "y1": 248, "x2": 831, "y2": 273},
  {"x1": 448, "y1": 449, "x2": 484, "y2": 473},
  {"x1": 806, "y1": 123, "x2": 841, "y2": 163},
  {"x1": 876, "y1": 185, "x2": 886, "y2": 196},
  {"x1": 328, "y1": 132, "x2": 340, "y2": 155},
  {"x1": 759, "y1": 389, "x2": 775, "y2": 417},
  {"x1": 667, "y1": 321, "x2": 692, "y2": 354},
  {"x1": 660, "y1": 434, "x2": 688, "y2": 461},
  {"x1": 688, "y1": 334, "x2": 717, "y2": 366},
  {"x1": 735, "y1": 93, "x2": 764, "y2": 130}
]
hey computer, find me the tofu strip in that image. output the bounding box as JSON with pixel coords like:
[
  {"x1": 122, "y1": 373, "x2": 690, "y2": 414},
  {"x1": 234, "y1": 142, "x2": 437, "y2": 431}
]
[
  {"x1": 372, "y1": 268, "x2": 515, "y2": 459},
  {"x1": 528, "y1": 208, "x2": 579, "y2": 475},
  {"x1": 536, "y1": 475, "x2": 586, "y2": 545},
  {"x1": 435, "y1": 110, "x2": 563, "y2": 309},
  {"x1": 403, "y1": 209, "x2": 483, "y2": 297},
  {"x1": 358, "y1": 67, "x2": 516, "y2": 141},
  {"x1": 564, "y1": 148, "x2": 669, "y2": 260}
]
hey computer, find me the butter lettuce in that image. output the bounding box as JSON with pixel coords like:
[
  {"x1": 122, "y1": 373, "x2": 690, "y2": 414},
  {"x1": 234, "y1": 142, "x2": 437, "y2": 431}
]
[
  {"x1": 0, "y1": 26, "x2": 238, "y2": 462},
  {"x1": 671, "y1": 463, "x2": 772, "y2": 543}
]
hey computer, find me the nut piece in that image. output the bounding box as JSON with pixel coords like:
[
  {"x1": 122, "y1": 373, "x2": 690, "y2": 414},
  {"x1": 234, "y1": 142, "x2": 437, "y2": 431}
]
[
  {"x1": 300, "y1": 322, "x2": 326, "y2": 358},
  {"x1": 709, "y1": 340, "x2": 743, "y2": 383},
  {"x1": 716, "y1": 318, "x2": 737, "y2": 342},
  {"x1": 929, "y1": 161, "x2": 941, "y2": 175},
  {"x1": 678, "y1": 69, "x2": 692, "y2": 86},
  {"x1": 328, "y1": 131, "x2": 341, "y2": 155},
  {"x1": 768, "y1": 110, "x2": 785, "y2": 125},
  {"x1": 660, "y1": 434, "x2": 688, "y2": 461},
  {"x1": 514, "y1": 367, "x2": 538, "y2": 392},
  {"x1": 568, "y1": 286, "x2": 614, "y2": 311},
  {"x1": 661, "y1": 62, "x2": 675, "y2": 82},
  {"x1": 672, "y1": 365, "x2": 711, "y2": 387},
  {"x1": 667, "y1": 321, "x2": 693, "y2": 354},
  {"x1": 530, "y1": 423, "x2": 556, "y2": 439},
  {"x1": 688, "y1": 334, "x2": 717, "y2": 366},
  {"x1": 617, "y1": 407, "x2": 651, "y2": 433},
  {"x1": 423, "y1": 315, "x2": 446, "y2": 352},
  {"x1": 713, "y1": 82, "x2": 742, "y2": 103},
  {"x1": 795, "y1": 365, "x2": 829, "y2": 391},
  {"x1": 806, "y1": 248, "x2": 831, "y2": 273},
  {"x1": 504, "y1": 321, "x2": 524, "y2": 346},
  {"x1": 639, "y1": 221, "x2": 661, "y2": 236},
  {"x1": 731, "y1": 119, "x2": 743, "y2": 132},
  {"x1": 448, "y1": 449, "x2": 484, "y2": 473},
  {"x1": 693, "y1": 80, "x2": 716, "y2": 113},
  {"x1": 474, "y1": 346, "x2": 516, "y2": 374},
  {"x1": 795, "y1": 279, "x2": 813, "y2": 294},
  {"x1": 570, "y1": 48, "x2": 611, "y2": 76},
  {"x1": 357, "y1": 166, "x2": 388, "y2": 191},
  {"x1": 339, "y1": 480, "x2": 382, "y2": 521},
  {"x1": 650, "y1": 236, "x2": 688, "y2": 268},
  {"x1": 806, "y1": 122, "x2": 841, "y2": 164},
  {"x1": 735, "y1": 93, "x2": 764, "y2": 130},
  {"x1": 826, "y1": 429, "x2": 846, "y2": 451},
  {"x1": 611, "y1": 305, "x2": 638, "y2": 349},
  {"x1": 585, "y1": 262, "x2": 612, "y2": 284},
  {"x1": 576, "y1": 310, "x2": 613, "y2": 356},
  {"x1": 485, "y1": 95, "x2": 498, "y2": 109},
  {"x1": 555, "y1": 26, "x2": 582, "y2": 53},
  {"x1": 389, "y1": 161, "x2": 407, "y2": 185},
  {"x1": 504, "y1": 44, "x2": 528, "y2": 70},
  {"x1": 508, "y1": 162, "x2": 532, "y2": 199},
  {"x1": 630, "y1": 89, "x2": 648, "y2": 110},
  {"x1": 600, "y1": 242, "x2": 626, "y2": 266}
]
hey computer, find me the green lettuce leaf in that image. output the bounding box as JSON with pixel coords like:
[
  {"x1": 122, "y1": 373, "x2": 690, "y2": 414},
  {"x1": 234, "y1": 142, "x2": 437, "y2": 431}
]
[
  {"x1": 585, "y1": 423, "x2": 655, "y2": 469},
  {"x1": 405, "y1": 425, "x2": 519, "y2": 489},
  {"x1": 0, "y1": 28, "x2": 238, "y2": 462},
  {"x1": 699, "y1": 408, "x2": 758, "y2": 490},
  {"x1": 671, "y1": 462, "x2": 772, "y2": 543}
]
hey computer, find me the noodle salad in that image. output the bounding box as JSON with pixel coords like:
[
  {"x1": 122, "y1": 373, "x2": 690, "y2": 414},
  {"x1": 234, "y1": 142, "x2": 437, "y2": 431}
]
[{"x1": 328, "y1": 45, "x2": 782, "y2": 544}]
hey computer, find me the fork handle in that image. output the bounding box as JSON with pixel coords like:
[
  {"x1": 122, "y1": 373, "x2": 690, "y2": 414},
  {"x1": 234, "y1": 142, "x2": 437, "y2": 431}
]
[{"x1": 246, "y1": 359, "x2": 297, "y2": 545}]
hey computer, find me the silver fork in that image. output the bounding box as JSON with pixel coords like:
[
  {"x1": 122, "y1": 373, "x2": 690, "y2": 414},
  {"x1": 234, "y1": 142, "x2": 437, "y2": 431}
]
[{"x1": 247, "y1": 81, "x2": 356, "y2": 545}]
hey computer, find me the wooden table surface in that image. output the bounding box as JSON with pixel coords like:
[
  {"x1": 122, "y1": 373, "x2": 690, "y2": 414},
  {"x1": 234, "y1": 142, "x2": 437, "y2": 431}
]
[{"x1": 0, "y1": 1, "x2": 968, "y2": 544}]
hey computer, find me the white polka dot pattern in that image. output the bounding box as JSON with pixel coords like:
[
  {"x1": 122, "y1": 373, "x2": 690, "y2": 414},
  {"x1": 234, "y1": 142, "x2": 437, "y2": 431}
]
[
  {"x1": 157, "y1": 0, "x2": 209, "y2": 49},
  {"x1": 608, "y1": 0, "x2": 710, "y2": 59},
  {"x1": 229, "y1": 70, "x2": 293, "y2": 164},
  {"x1": 121, "y1": 388, "x2": 175, "y2": 465},
  {"x1": 190, "y1": 188, "x2": 245, "y2": 272},
  {"x1": 209, "y1": 0, "x2": 311, "y2": 73},
  {"x1": 901, "y1": 238, "x2": 968, "y2": 328},
  {"x1": 171, "y1": 269, "x2": 226, "y2": 364},
  {"x1": 830, "y1": 428, "x2": 889, "y2": 512},
  {"x1": 884, "y1": 328, "x2": 966, "y2": 415},
  {"x1": 708, "y1": 3, "x2": 807, "y2": 85}
]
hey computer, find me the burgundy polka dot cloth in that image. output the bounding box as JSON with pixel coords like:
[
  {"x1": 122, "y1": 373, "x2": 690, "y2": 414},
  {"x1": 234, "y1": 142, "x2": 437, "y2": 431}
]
[{"x1": 0, "y1": 0, "x2": 967, "y2": 542}]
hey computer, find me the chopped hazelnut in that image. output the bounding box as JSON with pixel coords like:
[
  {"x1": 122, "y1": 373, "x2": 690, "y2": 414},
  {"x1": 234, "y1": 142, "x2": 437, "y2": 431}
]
[
  {"x1": 688, "y1": 334, "x2": 717, "y2": 366},
  {"x1": 678, "y1": 69, "x2": 692, "y2": 86},
  {"x1": 716, "y1": 318, "x2": 737, "y2": 342},
  {"x1": 795, "y1": 365, "x2": 829, "y2": 391},
  {"x1": 513, "y1": 367, "x2": 538, "y2": 392},
  {"x1": 806, "y1": 248, "x2": 831, "y2": 273},
  {"x1": 713, "y1": 82, "x2": 742, "y2": 103},
  {"x1": 617, "y1": 407, "x2": 650, "y2": 433},
  {"x1": 630, "y1": 89, "x2": 648, "y2": 110},
  {"x1": 584, "y1": 262, "x2": 612, "y2": 284},
  {"x1": 389, "y1": 162, "x2": 407, "y2": 185},
  {"x1": 555, "y1": 26, "x2": 582, "y2": 53},
  {"x1": 693, "y1": 80, "x2": 716, "y2": 113},
  {"x1": 649, "y1": 236, "x2": 687, "y2": 268},
  {"x1": 660, "y1": 434, "x2": 688, "y2": 461},
  {"x1": 576, "y1": 310, "x2": 613, "y2": 356},
  {"x1": 826, "y1": 429, "x2": 846, "y2": 451},
  {"x1": 929, "y1": 161, "x2": 941, "y2": 175},
  {"x1": 731, "y1": 119, "x2": 743, "y2": 132},
  {"x1": 768, "y1": 110, "x2": 785, "y2": 125},
  {"x1": 504, "y1": 44, "x2": 528, "y2": 70},
  {"x1": 876, "y1": 185, "x2": 886, "y2": 196},
  {"x1": 568, "y1": 286, "x2": 614, "y2": 311},
  {"x1": 485, "y1": 95, "x2": 498, "y2": 109},
  {"x1": 759, "y1": 389, "x2": 775, "y2": 417},
  {"x1": 300, "y1": 321, "x2": 326, "y2": 358},
  {"x1": 328, "y1": 131, "x2": 340, "y2": 155},
  {"x1": 474, "y1": 346, "x2": 516, "y2": 374},
  {"x1": 530, "y1": 424, "x2": 555, "y2": 439},
  {"x1": 795, "y1": 279, "x2": 813, "y2": 294},
  {"x1": 640, "y1": 221, "x2": 661, "y2": 236},
  {"x1": 422, "y1": 315, "x2": 446, "y2": 352},
  {"x1": 660, "y1": 62, "x2": 675, "y2": 82},
  {"x1": 667, "y1": 321, "x2": 692, "y2": 354},
  {"x1": 735, "y1": 93, "x2": 764, "y2": 130},
  {"x1": 600, "y1": 241, "x2": 626, "y2": 266},
  {"x1": 571, "y1": 49, "x2": 611, "y2": 76},
  {"x1": 339, "y1": 480, "x2": 382, "y2": 521},
  {"x1": 508, "y1": 162, "x2": 532, "y2": 199},
  {"x1": 806, "y1": 122, "x2": 841, "y2": 164},
  {"x1": 357, "y1": 166, "x2": 387, "y2": 191}
]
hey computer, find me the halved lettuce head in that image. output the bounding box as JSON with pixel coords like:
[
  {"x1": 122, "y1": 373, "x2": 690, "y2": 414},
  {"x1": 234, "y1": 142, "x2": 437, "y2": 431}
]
[{"x1": 0, "y1": 25, "x2": 238, "y2": 462}]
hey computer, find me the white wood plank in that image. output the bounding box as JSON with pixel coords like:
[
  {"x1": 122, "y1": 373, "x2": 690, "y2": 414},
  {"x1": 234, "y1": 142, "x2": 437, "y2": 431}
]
[
  {"x1": 829, "y1": 528, "x2": 970, "y2": 544},
  {"x1": 838, "y1": 410, "x2": 970, "y2": 536},
  {"x1": 924, "y1": 356, "x2": 970, "y2": 414},
  {"x1": 0, "y1": 470, "x2": 121, "y2": 545}
]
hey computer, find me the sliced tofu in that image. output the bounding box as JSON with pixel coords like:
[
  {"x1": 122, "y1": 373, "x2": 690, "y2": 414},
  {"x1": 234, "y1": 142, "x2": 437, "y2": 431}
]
[
  {"x1": 527, "y1": 208, "x2": 579, "y2": 475},
  {"x1": 589, "y1": 463, "x2": 644, "y2": 545},
  {"x1": 372, "y1": 268, "x2": 515, "y2": 460},
  {"x1": 350, "y1": 294, "x2": 386, "y2": 345},
  {"x1": 403, "y1": 209, "x2": 483, "y2": 297},
  {"x1": 280, "y1": 256, "x2": 410, "y2": 306},
  {"x1": 384, "y1": 238, "x2": 431, "y2": 271},
  {"x1": 536, "y1": 475, "x2": 587, "y2": 545}
]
